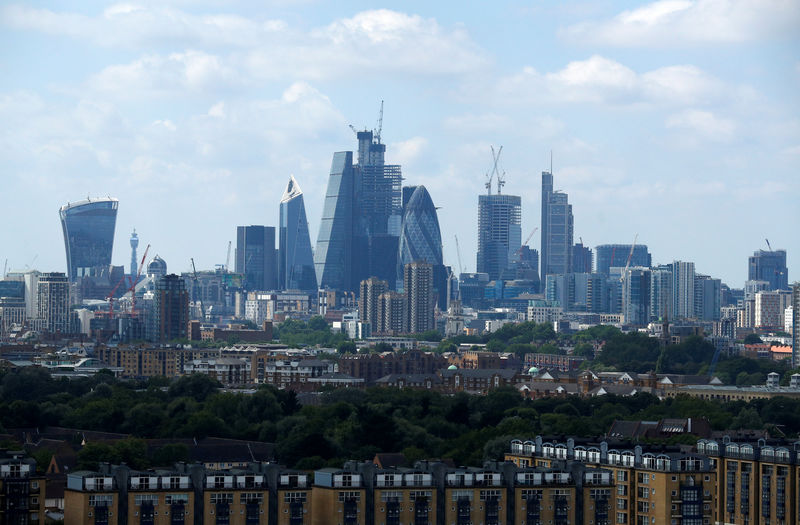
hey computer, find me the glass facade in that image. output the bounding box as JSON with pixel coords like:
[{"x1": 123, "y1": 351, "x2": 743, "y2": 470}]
[
  {"x1": 315, "y1": 152, "x2": 355, "y2": 291},
  {"x1": 477, "y1": 194, "x2": 521, "y2": 281},
  {"x1": 236, "y1": 225, "x2": 277, "y2": 291},
  {"x1": 398, "y1": 186, "x2": 443, "y2": 271},
  {"x1": 748, "y1": 249, "x2": 788, "y2": 290},
  {"x1": 279, "y1": 176, "x2": 317, "y2": 291},
  {"x1": 594, "y1": 244, "x2": 652, "y2": 275},
  {"x1": 59, "y1": 198, "x2": 118, "y2": 281}
]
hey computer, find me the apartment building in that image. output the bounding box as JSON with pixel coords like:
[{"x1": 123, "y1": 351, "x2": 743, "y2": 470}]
[{"x1": 0, "y1": 451, "x2": 47, "y2": 525}]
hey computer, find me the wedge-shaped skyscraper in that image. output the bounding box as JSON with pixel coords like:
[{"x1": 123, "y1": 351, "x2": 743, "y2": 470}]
[
  {"x1": 59, "y1": 197, "x2": 118, "y2": 282},
  {"x1": 315, "y1": 151, "x2": 355, "y2": 291},
  {"x1": 279, "y1": 176, "x2": 317, "y2": 291}
]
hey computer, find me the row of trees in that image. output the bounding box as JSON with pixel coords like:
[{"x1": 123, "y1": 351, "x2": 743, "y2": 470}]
[{"x1": 2, "y1": 367, "x2": 800, "y2": 471}]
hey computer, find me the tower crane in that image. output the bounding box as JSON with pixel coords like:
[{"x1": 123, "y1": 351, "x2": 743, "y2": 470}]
[
  {"x1": 454, "y1": 235, "x2": 464, "y2": 276},
  {"x1": 128, "y1": 244, "x2": 149, "y2": 316},
  {"x1": 619, "y1": 233, "x2": 639, "y2": 282},
  {"x1": 491, "y1": 145, "x2": 505, "y2": 194},
  {"x1": 375, "y1": 100, "x2": 384, "y2": 144},
  {"x1": 514, "y1": 227, "x2": 539, "y2": 259},
  {"x1": 765, "y1": 238, "x2": 772, "y2": 251},
  {"x1": 190, "y1": 258, "x2": 205, "y2": 321}
]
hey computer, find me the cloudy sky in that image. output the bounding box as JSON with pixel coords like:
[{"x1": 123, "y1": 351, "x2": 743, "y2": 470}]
[{"x1": 1, "y1": 0, "x2": 798, "y2": 287}]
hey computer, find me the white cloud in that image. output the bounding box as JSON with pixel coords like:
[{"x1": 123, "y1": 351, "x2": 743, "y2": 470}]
[
  {"x1": 665, "y1": 109, "x2": 737, "y2": 141},
  {"x1": 562, "y1": 0, "x2": 800, "y2": 46},
  {"x1": 494, "y1": 55, "x2": 723, "y2": 107},
  {"x1": 390, "y1": 136, "x2": 428, "y2": 166}
]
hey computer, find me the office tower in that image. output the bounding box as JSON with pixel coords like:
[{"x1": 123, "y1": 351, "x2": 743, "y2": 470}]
[
  {"x1": 153, "y1": 274, "x2": 189, "y2": 342},
  {"x1": 36, "y1": 272, "x2": 71, "y2": 334},
  {"x1": 147, "y1": 256, "x2": 167, "y2": 280},
  {"x1": 397, "y1": 185, "x2": 448, "y2": 308},
  {"x1": 0, "y1": 280, "x2": 26, "y2": 334},
  {"x1": 650, "y1": 265, "x2": 673, "y2": 321},
  {"x1": 477, "y1": 194, "x2": 521, "y2": 280},
  {"x1": 59, "y1": 197, "x2": 119, "y2": 282},
  {"x1": 694, "y1": 274, "x2": 721, "y2": 321},
  {"x1": 792, "y1": 283, "x2": 799, "y2": 367},
  {"x1": 404, "y1": 261, "x2": 434, "y2": 334},
  {"x1": 621, "y1": 267, "x2": 651, "y2": 326},
  {"x1": 315, "y1": 127, "x2": 403, "y2": 292},
  {"x1": 359, "y1": 277, "x2": 388, "y2": 334},
  {"x1": 594, "y1": 245, "x2": 652, "y2": 275},
  {"x1": 540, "y1": 171, "x2": 573, "y2": 278},
  {"x1": 748, "y1": 249, "x2": 788, "y2": 290},
  {"x1": 671, "y1": 261, "x2": 696, "y2": 319},
  {"x1": 377, "y1": 290, "x2": 407, "y2": 335},
  {"x1": 130, "y1": 230, "x2": 139, "y2": 276},
  {"x1": 572, "y1": 242, "x2": 593, "y2": 273},
  {"x1": 279, "y1": 176, "x2": 317, "y2": 291},
  {"x1": 236, "y1": 225, "x2": 277, "y2": 291},
  {"x1": 459, "y1": 272, "x2": 490, "y2": 309}
]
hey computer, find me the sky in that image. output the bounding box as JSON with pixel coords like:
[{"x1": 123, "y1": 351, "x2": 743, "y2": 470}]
[{"x1": 1, "y1": 0, "x2": 798, "y2": 287}]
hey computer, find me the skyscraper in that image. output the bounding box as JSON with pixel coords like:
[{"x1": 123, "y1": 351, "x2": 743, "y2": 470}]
[
  {"x1": 792, "y1": 283, "x2": 799, "y2": 367},
  {"x1": 236, "y1": 225, "x2": 277, "y2": 291},
  {"x1": 359, "y1": 277, "x2": 388, "y2": 334},
  {"x1": 130, "y1": 229, "x2": 139, "y2": 276},
  {"x1": 621, "y1": 267, "x2": 651, "y2": 326},
  {"x1": 477, "y1": 194, "x2": 521, "y2": 281},
  {"x1": 377, "y1": 290, "x2": 407, "y2": 335},
  {"x1": 671, "y1": 261, "x2": 695, "y2": 319},
  {"x1": 279, "y1": 176, "x2": 317, "y2": 291},
  {"x1": 315, "y1": 127, "x2": 402, "y2": 293},
  {"x1": 540, "y1": 171, "x2": 573, "y2": 278},
  {"x1": 694, "y1": 274, "x2": 721, "y2": 321},
  {"x1": 397, "y1": 185, "x2": 448, "y2": 308},
  {"x1": 404, "y1": 261, "x2": 434, "y2": 334},
  {"x1": 748, "y1": 249, "x2": 788, "y2": 290},
  {"x1": 59, "y1": 197, "x2": 119, "y2": 282},
  {"x1": 572, "y1": 242, "x2": 593, "y2": 274},
  {"x1": 650, "y1": 265, "x2": 673, "y2": 321},
  {"x1": 153, "y1": 274, "x2": 189, "y2": 342},
  {"x1": 36, "y1": 272, "x2": 71, "y2": 334},
  {"x1": 594, "y1": 245, "x2": 652, "y2": 275}
]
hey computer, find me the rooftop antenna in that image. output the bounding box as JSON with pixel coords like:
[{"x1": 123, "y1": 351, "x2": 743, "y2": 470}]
[{"x1": 375, "y1": 100, "x2": 384, "y2": 144}]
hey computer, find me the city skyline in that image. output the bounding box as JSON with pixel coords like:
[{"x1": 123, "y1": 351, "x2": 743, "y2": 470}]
[{"x1": 1, "y1": 1, "x2": 798, "y2": 287}]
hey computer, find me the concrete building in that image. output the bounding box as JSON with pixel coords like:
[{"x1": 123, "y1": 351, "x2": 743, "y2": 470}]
[
  {"x1": 477, "y1": 192, "x2": 522, "y2": 280},
  {"x1": 376, "y1": 291, "x2": 407, "y2": 335},
  {"x1": 36, "y1": 272, "x2": 72, "y2": 334},
  {"x1": 793, "y1": 283, "x2": 799, "y2": 367},
  {"x1": 359, "y1": 277, "x2": 388, "y2": 335},
  {"x1": 403, "y1": 262, "x2": 434, "y2": 334},
  {"x1": 671, "y1": 261, "x2": 696, "y2": 319},
  {"x1": 594, "y1": 244, "x2": 652, "y2": 276},
  {"x1": 153, "y1": 274, "x2": 189, "y2": 342},
  {"x1": 755, "y1": 290, "x2": 792, "y2": 329}
]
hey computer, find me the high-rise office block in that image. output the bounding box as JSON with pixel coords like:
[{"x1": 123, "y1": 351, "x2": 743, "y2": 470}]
[
  {"x1": 572, "y1": 242, "x2": 593, "y2": 273},
  {"x1": 129, "y1": 229, "x2": 138, "y2": 277},
  {"x1": 594, "y1": 244, "x2": 652, "y2": 275},
  {"x1": 377, "y1": 290, "x2": 407, "y2": 335},
  {"x1": 694, "y1": 274, "x2": 721, "y2": 321},
  {"x1": 477, "y1": 194, "x2": 521, "y2": 280},
  {"x1": 649, "y1": 265, "x2": 673, "y2": 321},
  {"x1": 59, "y1": 197, "x2": 119, "y2": 282},
  {"x1": 315, "y1": 128, "x2": 403, "y2": 293},
  {"x1": 404, "y1": 261, "x2": 434, "y2": 334},
  {"x1": 792, "y1": 283, "x2": 799, "y2": 367},
  {"x1": 236, "y1": 225, "x2": 277, "y2": 291},
  {"x1": 398, "y1": 185, "x2": 448, "y2": 308},
  {"x1": 621, "y1": 267, "x2": 651, "y2": 326},
  {"x1": 359, "y1": 277, "x2": 388, "y2": 334},
  {"x1": 540, "y1": 171, "x2": 573, "y2": 277},
  {"x1": 279, "y1": 176, "x2": 317, "y2": 291},
  {"x1": 36, "y1": 272, "x2": 71, "y2": 334},
  {"x1": 671, "y1": 261, "x2": 695, "y2": 319},
  {"x1": 316, "y1": 151, "x2": 355, "y2": 292},
  {"x1": 748, "y1": 249, "x2": 788, "y2": 290},
  {"x1": 153, "y1": 274, "x2": 189, "y2": 342}
]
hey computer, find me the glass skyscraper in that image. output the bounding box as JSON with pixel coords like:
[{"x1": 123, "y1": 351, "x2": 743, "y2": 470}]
[
  {"x1": 315, "y1": 129, "x2": 402, "y2": 292},
  {"x1": 540, "y1": 171, "x2": 573, "y2": 278},
  {"x1": 748, "y1": 249, "x2": 788, "y2": 290},
  {"x1": 595, "y1": 244, "x2": 652, "y2": 275},
  {"x1": 279, "y1": 175, "x2": 317, "y2": 291},
  {"x1": 236, "y1": 225, "x2": 277, "y2": 291},
  {"x1": 59, "y1": 197, "x2": 119, "y2": 281},
  {"x1": 477, "y1": 194, "x2": 521, "y2": 281}
]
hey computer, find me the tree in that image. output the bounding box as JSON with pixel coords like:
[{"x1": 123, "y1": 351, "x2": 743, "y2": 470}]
[
  {"x1": 337, "y1": 341, "x2": 357, "y2": 354},
  {"x1": 744, "y1": 333, "x2": 763, "y2": 344}
]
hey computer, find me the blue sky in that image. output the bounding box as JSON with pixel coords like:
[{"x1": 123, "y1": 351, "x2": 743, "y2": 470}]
[{"x1": 1, "y1": 0, "x2": 798, "y2": 287}]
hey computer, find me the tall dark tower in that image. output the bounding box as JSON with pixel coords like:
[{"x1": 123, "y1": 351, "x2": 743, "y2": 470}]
[
  {"x1": 130, "y1": 229, "x2": 139, "y2": 276},
  {"x1": 540, "y1": 165, "x2": 573, "y2": 278}
]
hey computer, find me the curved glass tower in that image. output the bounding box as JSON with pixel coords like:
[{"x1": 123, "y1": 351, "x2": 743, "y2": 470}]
[
  {"x1": 59, "y1": 197, "x2": 119, "y2": 282},
  {"x1": 398, "y1": 186, "x2": 443, "y2": 269},
  {"x1": 280, "y1": 175, "x2": 318, "y2": 291}
]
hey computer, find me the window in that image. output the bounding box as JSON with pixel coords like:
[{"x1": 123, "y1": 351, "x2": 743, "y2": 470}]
[
  {"x1": 134, "y1": 494, "x2": 158, "y2": 506},
  {"x1": 240, "y1": 493, "x2": 264, "y2": 504},
  {"x1": 165, "y1": 494, "x2": 189, "y2": 505},
  {"x1": 337, "y1": 491, "x2": 361, "y2": 502},
  {"x1": 284, "y1": 492, "x2": 307, "y2": 503},
  {"x1": 210, "y1": 493, "x2": 233, "y2": 504}
]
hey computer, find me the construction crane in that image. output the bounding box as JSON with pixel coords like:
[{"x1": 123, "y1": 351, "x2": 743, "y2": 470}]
[
  {"x1": 454, "y1": 235, "x2": 464, "y2": 276},
  {"x1": 190, "y1": 258, "x2": 205, "y2": 321},
  {"x1": 105, "y1": 274, "x2": 129, "y2": 317},
  {"x1": 2, "y1": 259, "x2": 6, "y2": 278},
  {"x1": 514, "y1": 227, "x2": 539, "y2": 259},
  {"x1": 375, "y1": 100, "x2": 384, "y2": 144},
  {"x1": 225, "y1": 241, "x2": 232, "y2": 273},
  {"x1": 491, "y1": 145, "x2": 505, "y2": 194},
  {"x1": 765, "y1": 238, "x2": 772, "y2": 251},
  {"x1": 619, "y1": 233, "x2": 639, "y2": 282},
  {"x1": 128, "y1": 244, "x2": 149, "y2": 315}
]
